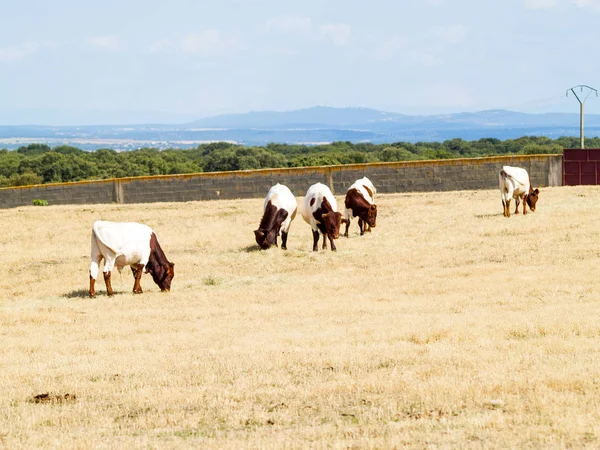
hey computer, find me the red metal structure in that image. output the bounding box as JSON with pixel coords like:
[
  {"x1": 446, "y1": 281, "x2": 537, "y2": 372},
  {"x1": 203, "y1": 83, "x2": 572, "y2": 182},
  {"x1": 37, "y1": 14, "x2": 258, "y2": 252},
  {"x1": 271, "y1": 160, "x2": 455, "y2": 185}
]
[{"x1": 563, "y1": 149, "x2": 600, "y2": 185}]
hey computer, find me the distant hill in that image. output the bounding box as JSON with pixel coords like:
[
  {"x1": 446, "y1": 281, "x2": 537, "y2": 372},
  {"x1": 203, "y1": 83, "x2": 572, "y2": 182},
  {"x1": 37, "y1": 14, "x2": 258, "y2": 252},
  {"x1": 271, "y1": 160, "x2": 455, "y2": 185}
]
[
  {"x1": 187, "y1": 107, "x2": 598, "y2": 130},
  {"x1": 185, "y1": 106, "x2": 406, "y2": 128},
  {"x1": 0, "y1": 107, "x2": 598, "y2": 150}
]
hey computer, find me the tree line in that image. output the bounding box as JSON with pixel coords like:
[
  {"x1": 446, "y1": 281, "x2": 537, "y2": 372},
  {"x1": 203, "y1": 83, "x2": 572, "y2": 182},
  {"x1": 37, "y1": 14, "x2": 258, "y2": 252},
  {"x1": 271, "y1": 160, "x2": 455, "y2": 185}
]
[{"x1": 0, "y1": 135, "x2": 585, "y2": 187}]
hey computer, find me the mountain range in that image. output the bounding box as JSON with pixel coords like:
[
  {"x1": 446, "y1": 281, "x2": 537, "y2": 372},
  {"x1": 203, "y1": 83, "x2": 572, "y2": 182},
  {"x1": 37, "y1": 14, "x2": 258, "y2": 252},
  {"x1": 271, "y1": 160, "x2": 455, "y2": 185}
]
[{"x1": 0, "y1": 106, "x2": 597, "y2": 150}]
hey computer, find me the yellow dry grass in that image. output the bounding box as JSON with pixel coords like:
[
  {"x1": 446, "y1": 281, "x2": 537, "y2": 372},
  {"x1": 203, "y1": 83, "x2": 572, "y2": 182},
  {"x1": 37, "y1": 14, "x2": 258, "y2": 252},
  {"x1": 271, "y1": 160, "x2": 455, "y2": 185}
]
[{"x1": 1, "y1": 185, "x2": 600, "y2": 449}]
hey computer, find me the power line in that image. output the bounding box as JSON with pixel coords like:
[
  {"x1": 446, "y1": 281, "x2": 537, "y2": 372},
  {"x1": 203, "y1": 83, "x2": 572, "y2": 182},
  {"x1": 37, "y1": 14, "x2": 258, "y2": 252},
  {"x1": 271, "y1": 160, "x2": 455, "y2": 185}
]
[{"x1": 566, "y1": 85, "x2": 598, "y2": 149}]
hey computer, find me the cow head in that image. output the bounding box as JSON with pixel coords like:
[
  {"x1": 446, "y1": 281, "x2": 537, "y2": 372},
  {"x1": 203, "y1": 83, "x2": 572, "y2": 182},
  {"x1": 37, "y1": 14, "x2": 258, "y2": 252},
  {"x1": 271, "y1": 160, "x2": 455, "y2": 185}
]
[
  {"x1": 255, "y1": 203, "x2": 288, "y2": 250},
  {"x1": 254, "y1": 228, "x2": 277, "y2": 250},
  {"x1": 366, "y1": 204, "x2": 377, "y2": 227},
  {"x1": 527, "y1": 188, "x2": 540, "y2": 211},
  {"x1": 321, "y1": 211, "x2": 343, "y2": 239},
  {"x1": 148, "y1": 261, "x2": 175, "y2": 292}
]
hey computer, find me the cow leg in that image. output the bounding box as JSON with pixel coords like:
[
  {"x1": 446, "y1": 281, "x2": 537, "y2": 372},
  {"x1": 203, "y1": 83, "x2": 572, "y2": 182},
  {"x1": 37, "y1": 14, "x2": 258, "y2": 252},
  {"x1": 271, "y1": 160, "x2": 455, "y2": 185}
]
[
  {"x1": 322, "y1": 234, "x2": 328, "y2": 250},
  {"x1": 103, "y1": 271, "x2": 113, "y2": 297},
  {"x1": 312, "y1": 230, "x2": 320, "y2": 251},
  {"x1": 522, "y1": 195, "x2": 528, "y2": 215},
  {"x1": 514, "y1": 197, "x2": 521, "y2": 214},
  {"x1": 329, "y1": 234, "x2": 337, "y2": 252},
  {"x1": 131, "y1": 264, "x2": 144, "y2": 294},
  {"x1": 89, "y1": 256, "x2": 102, "y2": 298},
  {"x1": 89, "y1": 276, "x2": 96, "y2": 298},
  {"x1": 343, "y1": 219, "x2": 350, "y2": 237},
  {"x1": 358, "y1": 218, "x2": 364, "y2": 236},
  {"x1": 281, "y1": 231, "x2": 288, "y2": 250},
  {"x1": 505, "y1": 199, "x2": 511, "y2": 218}
]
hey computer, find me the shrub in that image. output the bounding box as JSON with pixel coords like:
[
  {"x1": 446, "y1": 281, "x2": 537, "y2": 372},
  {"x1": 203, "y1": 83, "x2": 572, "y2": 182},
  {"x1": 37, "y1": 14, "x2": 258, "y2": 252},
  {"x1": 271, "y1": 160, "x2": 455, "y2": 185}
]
[
  {"x1": 32, "y1": 199, "x2": 48, "y2": 206},
  {"x1": 10, "y1": 172, "x2": 43, "y2": 187}
]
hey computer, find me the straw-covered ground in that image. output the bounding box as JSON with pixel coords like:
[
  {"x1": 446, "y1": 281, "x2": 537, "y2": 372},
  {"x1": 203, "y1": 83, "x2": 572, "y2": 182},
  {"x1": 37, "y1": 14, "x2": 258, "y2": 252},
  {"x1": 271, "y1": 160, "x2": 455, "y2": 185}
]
[{"x1": 1, "y1": 185, "x2": 600, "y2": 449}]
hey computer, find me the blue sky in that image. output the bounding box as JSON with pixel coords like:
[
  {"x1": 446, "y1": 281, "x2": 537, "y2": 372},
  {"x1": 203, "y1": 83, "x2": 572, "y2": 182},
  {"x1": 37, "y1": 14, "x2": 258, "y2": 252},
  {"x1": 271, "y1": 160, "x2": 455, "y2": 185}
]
[{"x1": 1, "y1": 0, "x2": 600, "y2": 124}]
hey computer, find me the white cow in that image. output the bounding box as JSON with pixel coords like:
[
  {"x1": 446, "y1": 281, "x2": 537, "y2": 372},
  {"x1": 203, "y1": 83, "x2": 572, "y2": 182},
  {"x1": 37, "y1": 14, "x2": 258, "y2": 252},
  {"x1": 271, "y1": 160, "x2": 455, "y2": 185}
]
[
  {"x1": 89, "y1": 220, "x2": 174, "y2": 297},
  {"x1": 343, "y1": 176, "x2": 377, "y2": 237},
  {"x1": 254, "y1": 183, "x2": 297, "y2": 250},
  {"x1": 499, "y1": 166, "x2": 540, "y2": 217},
  {"x1": 300, "y1": 182, "x2": 346, "y2": 251}
]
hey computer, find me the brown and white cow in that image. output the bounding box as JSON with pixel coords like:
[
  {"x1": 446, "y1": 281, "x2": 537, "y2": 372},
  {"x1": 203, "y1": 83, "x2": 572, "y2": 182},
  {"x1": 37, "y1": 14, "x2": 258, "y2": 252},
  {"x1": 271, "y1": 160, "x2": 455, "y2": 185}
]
[
  {"x1": 343, "y1": 176, "x2": 377, "y2": 237},
  {"x1": 300, "y1": 182, "x2": 346, "y2": 251},
  {"x1": 499, "y1": 166, "x2": 540, "y2": 217},
  {"x1": 89, "y1": 220, "x2": 174, "y2": 297},
  {"x1": 254, "y1": 183, "x2": 297, "y2": 250}
]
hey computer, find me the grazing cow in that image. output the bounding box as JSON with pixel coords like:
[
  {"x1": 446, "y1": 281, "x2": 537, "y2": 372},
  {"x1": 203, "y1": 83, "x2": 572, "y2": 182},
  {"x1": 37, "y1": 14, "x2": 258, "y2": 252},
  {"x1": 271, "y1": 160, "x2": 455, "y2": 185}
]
[
  {"x1": 300, "y1": 182, "x2": 347, "y2": 251},
  {"x1": 343, "y1": 176, "x2": 377, "y2": 237},
  {"x1": 89, "y1": 220, "x2": 174, "y2": 297},
  {"x1": 499, "y1": 166, "x2": 540, "y2": 217},
  {"x1": 254, "y1": 183, "x2": 297, "y2": 250}
]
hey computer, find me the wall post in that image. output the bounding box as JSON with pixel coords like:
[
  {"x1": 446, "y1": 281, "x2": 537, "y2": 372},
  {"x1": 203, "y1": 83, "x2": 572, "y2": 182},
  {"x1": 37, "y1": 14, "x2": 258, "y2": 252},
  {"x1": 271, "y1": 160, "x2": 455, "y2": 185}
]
[
  {"x1": 326, "y1": 168, "x2": 334, "y2": 193},
  {"x1": 548, "y1": 156, "x2": 562, "y2": 186},
  {"x1": 112, "y1": 179, "x2": 124, "y2": 204}
]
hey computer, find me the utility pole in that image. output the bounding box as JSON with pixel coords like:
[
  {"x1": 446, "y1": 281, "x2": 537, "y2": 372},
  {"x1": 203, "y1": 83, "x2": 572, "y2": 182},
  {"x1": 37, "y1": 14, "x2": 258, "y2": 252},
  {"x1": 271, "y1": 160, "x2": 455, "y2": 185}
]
[{"x1": 566, "y1": 85, "x2": 597, "y2": 149}]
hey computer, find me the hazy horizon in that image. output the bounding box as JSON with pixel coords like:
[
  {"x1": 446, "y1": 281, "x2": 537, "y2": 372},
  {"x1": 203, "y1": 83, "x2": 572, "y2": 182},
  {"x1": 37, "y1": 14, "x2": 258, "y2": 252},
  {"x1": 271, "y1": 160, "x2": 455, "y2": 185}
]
[{"x1": 0, "y1": 105, "x2": 598, "y2": 128}]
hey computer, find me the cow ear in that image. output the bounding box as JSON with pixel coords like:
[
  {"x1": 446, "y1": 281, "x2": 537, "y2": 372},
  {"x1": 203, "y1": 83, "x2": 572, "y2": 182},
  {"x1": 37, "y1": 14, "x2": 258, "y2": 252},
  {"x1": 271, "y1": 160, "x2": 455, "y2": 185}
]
[
  {"x1": 254, "y1": 230, "x2": 263, "y2": 239},
  {"x1": 370, "y1": 204, "x2": 377, "y2": 212},
  {"x1": 533, "y1": 189, "x2": 539, "y2": 195},
  {"x1": 321, "y1": 213, "x2": 327, "y2": 221},
  {"x1": 169, "y1": 262, "x2": 174, "y2": 268}
]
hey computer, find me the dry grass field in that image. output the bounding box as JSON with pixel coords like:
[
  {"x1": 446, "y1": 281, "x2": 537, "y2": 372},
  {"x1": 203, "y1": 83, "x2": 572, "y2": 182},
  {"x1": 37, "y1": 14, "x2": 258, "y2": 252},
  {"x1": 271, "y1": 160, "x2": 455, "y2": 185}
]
[{"x1": 2, "y1": 185, "x2": 600, "y2": 449}]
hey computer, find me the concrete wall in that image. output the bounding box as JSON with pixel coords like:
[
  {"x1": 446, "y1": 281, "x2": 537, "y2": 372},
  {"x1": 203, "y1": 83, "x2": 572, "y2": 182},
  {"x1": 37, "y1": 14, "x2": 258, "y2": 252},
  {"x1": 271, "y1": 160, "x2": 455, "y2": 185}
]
[{"x1": 0, "y1": 154, "x2": 562, "y2": 209}]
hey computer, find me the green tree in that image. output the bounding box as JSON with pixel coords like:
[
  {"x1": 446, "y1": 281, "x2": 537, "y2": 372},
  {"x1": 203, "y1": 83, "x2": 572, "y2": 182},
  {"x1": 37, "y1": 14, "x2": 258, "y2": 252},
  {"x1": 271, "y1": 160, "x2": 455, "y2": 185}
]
[
  {"x1": 377, "y1": 146, "x2": 418, "y2": 162},
  {"x1": 521, "y1": 143, "x2": 562, "y2": 155},
  {"x1": 16, "y1": 143, "x2": 51, "y2": 155}
]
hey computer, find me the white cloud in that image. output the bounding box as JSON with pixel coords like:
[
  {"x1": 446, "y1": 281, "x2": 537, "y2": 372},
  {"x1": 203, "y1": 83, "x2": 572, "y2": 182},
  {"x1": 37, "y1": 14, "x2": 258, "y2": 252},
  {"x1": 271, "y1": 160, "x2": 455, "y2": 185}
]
[
  {"x1": 181, "y1": 30, "x2": 242, "y2": 56},
  {"x1": 374, "y1": 36, "x2": 407, "y2": 61},
  {"x1": 264, "y1": 46, "x2": 300, "y2": 56},
  {"x1": 572, "y1": 0, "x2": 600, "y2": 11},
  {"x1": 146, "y1": 31, "x2": 242, "y2": 56},
  {"x1": 263, "y1": 16, "x2": 351, "y2": 48},
  {"x1": 411, "y1": 51, "x2": 439, "y2": 67},
  {"x1": 428, "y1": 24, "x2": 468, "y2": 45},
  {"x1": 374, "y1": 24, "x2": 466, "y2": 65},
  {"x1": 147, "y1": 38, "x2": 173, "y2": 53},
  {"x1": 0, "y1": 41, "x2": 56, "y2": 63},
  {"x1": 263, "y1": 15, "x2": 313, "y2": 35},
  {"x1": 88, "y1": 35, "x2": 120, "y2": 51},
  {"x1": 0, "y1": 42, "x2": 40, "y2": 63},
  {"x1": 319, "y1": 24, "x2": 351, "y2": 47},
  {"x1": 525, "y1": 0, "x2": 558, "y2": 9}
]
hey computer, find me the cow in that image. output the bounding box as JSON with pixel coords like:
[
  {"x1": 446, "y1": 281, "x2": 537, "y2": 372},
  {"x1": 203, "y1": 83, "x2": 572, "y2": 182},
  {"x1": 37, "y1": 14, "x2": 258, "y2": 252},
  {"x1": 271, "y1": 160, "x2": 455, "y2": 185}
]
[
  {"x1": 343, "y1": 176, "x2": 377, "y2": 237},
  {"x1": 499, "y1": 166, "x2": 540, "y2": 217},
  {"x1": 254, "y1": 183, "x2": 298, "y2": 250},
  {"x1": 89, "y1": 220, "x2": 174, "y2": 297},
  {"x1": 300, "y1": 182, "x2": 347, "y2": 251}
]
